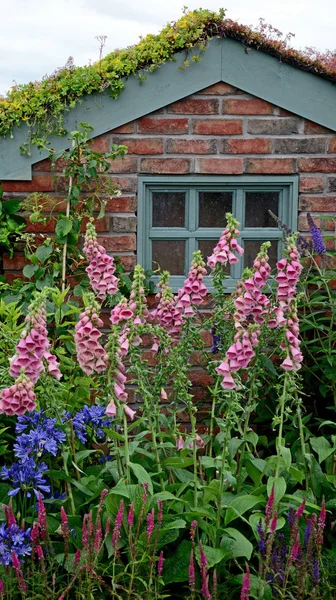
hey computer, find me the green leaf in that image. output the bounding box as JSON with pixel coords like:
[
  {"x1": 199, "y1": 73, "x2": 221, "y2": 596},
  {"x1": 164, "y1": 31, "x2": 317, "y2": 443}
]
[
  {"x1": 23, "y1": 264, "x2": 39, "y2": 279},
  {"x1": 161, "y1": 519, "x2": 186, "y2": 530},
  {"x1": 249, "y1": 513, "x2": 285, "y2": 535},
  {"x1": 310, "y1": 437, "x2": 335, "y2": 464},
  {"x1": 222, "y1": 527, "x2": 253, "y2": 559},
  {"x1": 163, "y1": 540, "x2": 192, "y2": 584},
  {"x1": 35, "y1": 244, "x2": 53, "y2": 263},
  {"x1": 196, "y1": 544, "x2": 227, "y2": 568},
  {"x1": 225, "y1": 495, "x2": 264, "y2": 525},
  {"x1": 3, "y1": 199, "x2": 21, "y2": 214},
  {"x1": 289, "y1": 467, "x2": 304, "y2": 484},
  {"x1": 164, "y1": 457, "x2": 194, "y2": 469},
  {"x1": 267, "y1": 476, "x2": 286, "y2": 504},
  {"x1": 228, "y1": 438, "x2": 244, "y2": 458},
  {"x1": 56, "y1": 217, "x2": 73, "y2": 237},
  {"x1": 279, "y1": 445, "x2": 292, "y2": 470},
  {"x1": 128, "y1": 462, "x2": 153, "y2": 494}
]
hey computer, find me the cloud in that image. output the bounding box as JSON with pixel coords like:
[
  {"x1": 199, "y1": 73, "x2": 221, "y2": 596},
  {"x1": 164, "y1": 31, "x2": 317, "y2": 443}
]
[{"x1": 0, "y1": 0, "x2": 335, "y2": 95}]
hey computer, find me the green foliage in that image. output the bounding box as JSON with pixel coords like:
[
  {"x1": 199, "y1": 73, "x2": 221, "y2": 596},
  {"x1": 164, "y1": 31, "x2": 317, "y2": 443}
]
[{"x1": 0, "y1": 187, "x2": 26, "y2": 268}]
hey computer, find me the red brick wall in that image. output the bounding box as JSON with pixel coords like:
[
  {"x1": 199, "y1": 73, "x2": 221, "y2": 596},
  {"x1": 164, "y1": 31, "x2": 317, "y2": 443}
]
[{"x1": 2, "y1": 81, "x2": 336, "y2": 280}]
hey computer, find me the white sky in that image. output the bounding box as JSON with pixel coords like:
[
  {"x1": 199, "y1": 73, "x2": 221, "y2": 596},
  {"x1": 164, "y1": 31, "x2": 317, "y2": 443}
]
[{"x1": 0, "y1": 0, "x2": 335, "y2": 96}]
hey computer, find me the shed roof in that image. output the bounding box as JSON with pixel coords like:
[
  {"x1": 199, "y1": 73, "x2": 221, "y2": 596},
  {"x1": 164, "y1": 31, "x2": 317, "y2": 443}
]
[{"x1": 0, "y1": 10, "x2": 335, "y2": 181}]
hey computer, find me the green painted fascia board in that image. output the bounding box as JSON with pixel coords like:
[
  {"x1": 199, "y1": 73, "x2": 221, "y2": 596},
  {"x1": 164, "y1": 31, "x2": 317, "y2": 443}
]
[
  {"x1": 1, "y1": 37, "x2": 335, "y2": 181},
  {"x1": 0, "y1": 40, "x2": 222, "y2": 181},
  {"x1": 220, "y1": 38, "x2": 336, "y2": 130}
]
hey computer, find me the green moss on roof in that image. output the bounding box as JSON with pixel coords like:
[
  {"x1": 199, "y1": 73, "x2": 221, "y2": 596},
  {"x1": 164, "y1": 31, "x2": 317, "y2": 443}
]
[{"x1": 0, "y1": 8, "x2": 335, "y2": 152}]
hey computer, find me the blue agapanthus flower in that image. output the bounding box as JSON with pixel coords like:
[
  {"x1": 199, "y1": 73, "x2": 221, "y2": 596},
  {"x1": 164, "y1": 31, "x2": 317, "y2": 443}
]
[
  {"x1": 72, "y1": 405, "x2": 111, "y2": 443},
  {"x1": 14, "y1": 412, "x2": 66, "y2": 461},
  {"x1": 0, "y1": 523, "x2": 32, "y2": 566},
  {"x1": 1, "y1": 458, "x2": 50, "y2": 498}
]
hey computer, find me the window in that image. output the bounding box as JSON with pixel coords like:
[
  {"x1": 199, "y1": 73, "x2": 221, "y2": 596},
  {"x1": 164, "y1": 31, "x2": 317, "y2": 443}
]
[{"x1": 137, "y1": 176, "x2": 298, "y2": 291}]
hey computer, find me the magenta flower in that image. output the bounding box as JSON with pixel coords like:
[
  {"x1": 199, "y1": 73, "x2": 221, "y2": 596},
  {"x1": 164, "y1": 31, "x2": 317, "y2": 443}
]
[
  {"x1": 207, "y1": 213, "x2": 243, "y2": 269},
  {"x1": 240, "y1": 564, "x2": 250, "y2": 600},
  {"x1": 157, "y1": 550, "x2": 164, "y2": 575},
  {"x1": 83, "y1": 221, "x2": 118, "y2": 300},
  {"x1": 127, "y1": 502, "x2": 135, "y2": 529},
  {"x1": 75, "y1": 295, "x2": 109, "y2": 375},
  {"x1": 112, "y1": 500, "x2": 124, "y2": 552},
  {"x1": 0, "y1": 373, "x2": 36, "y2": 417},
  {"x1": 146, "y1": 508, "x2": 155, "y2": 543},
  {"x1": 176, "y1": 251, "x2": 208, "y2": 316},
  {"x1": 188, "y1": 550, "x2": 195, "y2": 592}
]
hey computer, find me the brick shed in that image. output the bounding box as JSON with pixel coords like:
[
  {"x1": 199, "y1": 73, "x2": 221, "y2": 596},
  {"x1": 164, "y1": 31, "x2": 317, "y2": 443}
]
[{"x1": 1, "y1": 35, "x2": 335, "y2": 287}]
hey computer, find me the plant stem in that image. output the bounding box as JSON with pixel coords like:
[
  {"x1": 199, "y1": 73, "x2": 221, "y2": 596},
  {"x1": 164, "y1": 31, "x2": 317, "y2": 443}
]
[
  {"x1": 61, "y1": 140, "x2": 75, "y2": 292},
  {"x1": 123, "y1": 411, "x2": 130, "y2": 483},
  {"x1": 209, "y1": 379, "x2": 220, "y2": 458},
  {"x1": 297, "y1": 402, "x2": 309, "y2": 492},
  {"x1": 217, "y1": 412, "x2": 230, "y2": 530},
  {"x1": 275, "y1": 374, "x2": 288, "y2": 479}
]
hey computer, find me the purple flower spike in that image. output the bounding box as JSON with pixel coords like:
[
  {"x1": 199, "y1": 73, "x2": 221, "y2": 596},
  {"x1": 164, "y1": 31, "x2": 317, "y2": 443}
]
[{"x1": 307, "y1": 213, "x2": 327, "y2": 254}]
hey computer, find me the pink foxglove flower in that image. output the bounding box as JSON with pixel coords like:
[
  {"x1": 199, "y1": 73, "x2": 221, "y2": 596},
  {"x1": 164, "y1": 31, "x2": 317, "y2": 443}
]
[
  {"x1": 106, "y1": 399, "x2": 117, "y2": 417},
  {"x1": 176, "y1": 250, "x2": 208, "y2": 316},
  {"x1": 75, "y1": 295, "x2": 108, "y2": 375},
  {"x1": 9, "y1": 295, "x2": 60, "y2": 383},
  {"x1": 207, "y1": 213, "x2": 243, "y2": 269},
  {"x1": 0, "y1": 373, "x2": 36, "y2": 416},
  {"x1": 275, "y1": 237, "x2": 303, "y2": 371},
  {"x1": 216, "y1": 242, "x2": 272, "y2": 391},
  {"x1": 83, "y1": 221, "x2": 118, "y2": 300},
  {"x1": 151, "y1": 271, "x2": 184, "y2": 343}
]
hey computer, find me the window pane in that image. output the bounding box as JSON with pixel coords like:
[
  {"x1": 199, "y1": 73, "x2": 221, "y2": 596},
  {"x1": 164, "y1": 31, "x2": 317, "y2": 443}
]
[
  {"x1": 245, "y1": 192, "x2": 279, "y2": 227},
  {"x1": 198, "y1": 192, "x2": 233, "y2": 228},
  {"x1": 152, "y1": 240, "x2": 185, "y2": 275},
  {"x1": 244, "y1": 240, "x2": 278, "y2": 270},
  {"x1": 152, "y1": 192, "x2": 185, "y2": 227},
  {"x1": 198, "y1": 240, "x2": 230, "y2": 275}
]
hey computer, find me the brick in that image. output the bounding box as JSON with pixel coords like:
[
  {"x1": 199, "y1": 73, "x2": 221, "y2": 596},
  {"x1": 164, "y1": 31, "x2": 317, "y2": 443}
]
[
  {"x1": 196, "y1": 158, "x2": 243, "y2": 174},
  {"x1": 25, "y1": 218, "x2": 56, "y2": 233},
  {"x1": 112, "y1": 137, "x2": 164, "y2": 155},
  {"x1": 111, "y1": 216, "x2": 137, "y2": 232},
  {"x1": 32, "y1": 157, "x2": 68, "y2": 173},
  {"x1": 298, "y1": 216, "x2": 335, "y2": 232},
  {"x1": 298, "y1": 158, "x2": 336, "y2": 173},
  {"x1": 222, "y1": 138, "x2": 270, "y2": 154},
  {"x1": 192, "y1": 119, "x2": 242, "y2": 135},
  {"x1": 97, "y1": 235, "x2": 136, "y2": 252},
  {"x1": 104, "y1": 195, "x2": 137, "y2": 212},
  {"x1": 273, "y1": 138, "x2": 326, "y2": 154},
  {"x1": 138, "y1": 117, "x2": 189, "y2": 134},
  {"x1": 168, "y1": 98, "x2": 219, "y2": 114},
  {"x1": 328, "y1": 138, "x2": 336, "y2": 153},
  {"x1": 246, "y1": 158, "x2": 296, "y2": 174},
  {"x1": 222, "y1": 98, "x2": 273, "y2": 115},
  {"x1": 304, "y1": 120, "x2": 335, "y2": 134},
  {"x1": 189, "y1": 369, "x2": 213, "y2": 387},
  {"x1": 88, "y1": 135, "x2": 111, "y2": 152},
  {"x1": 200, "y1": 330, "x2": 212, "y2": 346},
  {"x1": 5, "y1": 273, "x2": 24, "y2": 283},
  {"x1": 140, "y1": 158, "x2": 190, "y2": 174},
  {"x1": 299, "y1": 177, "x2": 325, "y2": 193},
  {"x1": 108, "y1": 156, "x2": 137, "y2": 173},
  {"x1": 109, "y1": 177, "x2": 137, "y2": 193},
  {"x1": 247, "y1": 118, "x2": 300, "y2": 135},
  {"x1": 81, "y1": 216, "x2": 110, "y2": 232},
  {"x1": 198, "y1": 82, "x2": 237, "y2": 95},
  {"x1": 166, "y1": 139, "x2": 217, "y2": 154},
  {"x1": 110, "y1": 121, "x2": 135, "y2": 134},
  {"x1": 2, "y1": 175, "x2": 55, "y2": 193},
  {"x1": 3, "y1": 253, "x2": 28, "y2": 270},
  {"x1": 117, "y1": 255, "x2": 136, "y2": 271},
  {"x1": 299, "y1": 196, "x2": 336, "y2": 212},
  {"x1": 327, "y1": 177, "x2": 336, "y2": 192},
  {"x1": 278, "y1": 108, "x2": 296, "y2": 117}
]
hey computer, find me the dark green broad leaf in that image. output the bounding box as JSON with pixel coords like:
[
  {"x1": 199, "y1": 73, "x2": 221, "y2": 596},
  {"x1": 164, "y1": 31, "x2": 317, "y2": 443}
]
[
  {"x1": 22, "y1": 264, "x2": 39, "y2": 279},
  {"x1": 225, "y1": 495, "x2": 264, "y2": 526},
  {"x1": 222, "y1": 527, "x2": 253, "y2": 559},
  {"x1": 310, "y1": 437, "x2": 335, "y2": 464},
  {"x1": 195, "y1": 544, "x2": 228, "y2": 568},
  {"x1": 3, "y1": 199, "x2": 21, "y2": 214},
  {"x1": 164, "y1": 457, "x2": 194, "y2": 469},
  {"x1": 56, "y1": 217, "x2": 73, "y2": 237},
  {"x1": 128, "y1": 462, "x2": 153, "y2": 495},
  {"x1": 163, "y1": 540, "x2": 192, "y2": 584},
  {"x1": 35, "y1": 244, "x2": 53, "y2": 263}
]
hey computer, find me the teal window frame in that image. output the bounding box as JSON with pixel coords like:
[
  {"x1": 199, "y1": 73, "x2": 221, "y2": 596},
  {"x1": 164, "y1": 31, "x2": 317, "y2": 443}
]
[{"x1": 137, "y1": 175, "x2": 298, "y2": 292}]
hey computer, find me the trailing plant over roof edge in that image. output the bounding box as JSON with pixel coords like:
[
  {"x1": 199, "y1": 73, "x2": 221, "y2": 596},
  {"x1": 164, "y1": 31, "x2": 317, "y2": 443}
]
[{"x1": 0, "y1": 8, "x2": 335, "y2": 154}]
